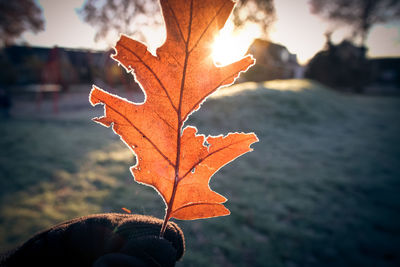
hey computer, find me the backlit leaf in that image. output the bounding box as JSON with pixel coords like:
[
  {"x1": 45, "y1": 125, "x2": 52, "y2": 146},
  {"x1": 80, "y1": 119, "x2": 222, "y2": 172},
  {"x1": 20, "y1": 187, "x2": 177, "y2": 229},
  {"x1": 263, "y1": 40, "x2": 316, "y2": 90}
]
[{"x1": 89, "y1": 0, "x2": 258, "y2": 235}]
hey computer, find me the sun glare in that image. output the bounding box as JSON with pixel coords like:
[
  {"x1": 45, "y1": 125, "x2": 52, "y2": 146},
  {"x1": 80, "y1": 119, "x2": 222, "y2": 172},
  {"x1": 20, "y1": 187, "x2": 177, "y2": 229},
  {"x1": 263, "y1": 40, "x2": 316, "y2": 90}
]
[{"x1": 212, "y1": 21, "x2": 261, "y2": 66}]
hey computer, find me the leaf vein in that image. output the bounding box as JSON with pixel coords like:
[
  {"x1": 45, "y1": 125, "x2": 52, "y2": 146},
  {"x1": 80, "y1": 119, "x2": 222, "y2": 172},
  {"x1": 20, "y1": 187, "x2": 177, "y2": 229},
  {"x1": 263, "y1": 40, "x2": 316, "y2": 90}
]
[
  {"x1": 171, "y1": 202, "x2": 224, "y2": 216},
  {"x1": 183, "y1": 71, "x2": 238, "y2": 121},
  {"x1": 179, "y1": 135, "x2": 255, "y2": 181},
  {"x1": 189, "y1": 1, "x2": 228, "y2": 54},
  {"x1": 118, "y1": 42, "x2": 178, "y2": 113},
  {"x1": 165, "y1": 0, "x2": 187, "y2": 44},
  {"x1": 92, "y1": 94, "x2": 175, "y2": 168}
]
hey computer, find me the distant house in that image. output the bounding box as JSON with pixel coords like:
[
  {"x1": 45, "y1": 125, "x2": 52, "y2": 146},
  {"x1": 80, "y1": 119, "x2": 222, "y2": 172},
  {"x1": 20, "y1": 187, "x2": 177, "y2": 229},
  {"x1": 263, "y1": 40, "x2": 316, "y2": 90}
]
[
  {"x1": 0, "y1": 45, "x2": 131, "y2": 90},
  {"x1": 243, "y1": 39, "x2": 303, "y2": 82}
]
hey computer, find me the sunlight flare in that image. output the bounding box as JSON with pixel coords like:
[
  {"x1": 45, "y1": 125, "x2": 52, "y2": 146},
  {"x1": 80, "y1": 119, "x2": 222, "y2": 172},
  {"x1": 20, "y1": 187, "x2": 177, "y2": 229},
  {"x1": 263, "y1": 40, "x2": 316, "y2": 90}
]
[{"x1": 212, "y1": 21, "x2": 261, "y2": 66}]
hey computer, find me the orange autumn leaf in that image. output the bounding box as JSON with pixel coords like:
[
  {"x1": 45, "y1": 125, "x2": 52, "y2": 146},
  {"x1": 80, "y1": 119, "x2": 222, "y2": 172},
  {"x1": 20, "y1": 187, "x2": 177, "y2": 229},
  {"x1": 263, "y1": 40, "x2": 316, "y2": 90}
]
[{"x1": 89, "y1": 0, "x2": 258, "y2": 234}]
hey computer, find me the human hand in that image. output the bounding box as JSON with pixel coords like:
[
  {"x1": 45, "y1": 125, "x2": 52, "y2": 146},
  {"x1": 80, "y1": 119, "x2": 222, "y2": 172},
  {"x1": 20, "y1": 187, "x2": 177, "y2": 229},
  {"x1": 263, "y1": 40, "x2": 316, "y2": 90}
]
[{"x1": 1, "y1": 213, "x2": 184, "y2": 267}]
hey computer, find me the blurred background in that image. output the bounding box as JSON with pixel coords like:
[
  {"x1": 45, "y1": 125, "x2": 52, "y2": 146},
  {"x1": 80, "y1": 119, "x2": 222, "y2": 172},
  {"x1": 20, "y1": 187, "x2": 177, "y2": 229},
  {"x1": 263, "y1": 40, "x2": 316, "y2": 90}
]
[{"x1": 0, "y1": 0, "x2": 399, "y2": 266}]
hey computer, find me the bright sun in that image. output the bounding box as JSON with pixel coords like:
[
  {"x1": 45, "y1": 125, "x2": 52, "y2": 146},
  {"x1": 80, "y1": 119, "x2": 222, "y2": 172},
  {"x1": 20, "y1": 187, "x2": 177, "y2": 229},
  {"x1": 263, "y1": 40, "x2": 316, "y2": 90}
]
[{"x1": 212, "y1": 21, "x2": 261, "y2": 66}]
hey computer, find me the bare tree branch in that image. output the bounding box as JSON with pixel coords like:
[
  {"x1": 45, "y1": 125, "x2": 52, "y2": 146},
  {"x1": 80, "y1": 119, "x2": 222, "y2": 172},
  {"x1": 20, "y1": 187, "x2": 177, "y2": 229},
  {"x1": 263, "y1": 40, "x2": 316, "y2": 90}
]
[
  {"x1": 310, "y1": 0, "x2": 400, "y2": 46},
  {"x1": 0, "y1": 0, "x2": 44, "y2": 46}
]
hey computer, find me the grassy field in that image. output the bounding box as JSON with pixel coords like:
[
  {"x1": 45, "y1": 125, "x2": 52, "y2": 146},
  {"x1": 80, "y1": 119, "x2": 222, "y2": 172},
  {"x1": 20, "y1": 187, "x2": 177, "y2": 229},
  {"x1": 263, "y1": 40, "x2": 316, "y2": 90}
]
[{"x1": 1, "y1": 79, "x2": 399, "y2": 266}]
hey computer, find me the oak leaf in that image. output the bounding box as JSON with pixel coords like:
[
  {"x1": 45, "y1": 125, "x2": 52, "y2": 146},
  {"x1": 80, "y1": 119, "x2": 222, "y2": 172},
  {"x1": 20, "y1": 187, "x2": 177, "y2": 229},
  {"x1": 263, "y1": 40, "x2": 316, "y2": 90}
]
[{"x1": 89, "y1": 0, "x2": 258, "y2": 234}]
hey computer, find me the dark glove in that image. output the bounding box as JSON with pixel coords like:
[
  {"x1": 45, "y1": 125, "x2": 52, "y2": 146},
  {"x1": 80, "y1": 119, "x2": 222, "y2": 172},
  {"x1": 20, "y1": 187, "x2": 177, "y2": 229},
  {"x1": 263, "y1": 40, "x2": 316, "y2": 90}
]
[{"x1": 0, "y1": 213, "x2": 184, "y2": 267}]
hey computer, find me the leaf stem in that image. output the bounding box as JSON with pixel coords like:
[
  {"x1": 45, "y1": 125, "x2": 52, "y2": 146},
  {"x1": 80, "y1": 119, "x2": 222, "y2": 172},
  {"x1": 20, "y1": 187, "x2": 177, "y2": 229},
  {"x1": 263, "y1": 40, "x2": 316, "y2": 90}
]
[
  {"x1": 159, "y1": 173, "x2": 178, "y2": 237},
  {"x1": 160, "y1": 206, "x2": 171, "y2": 237}
]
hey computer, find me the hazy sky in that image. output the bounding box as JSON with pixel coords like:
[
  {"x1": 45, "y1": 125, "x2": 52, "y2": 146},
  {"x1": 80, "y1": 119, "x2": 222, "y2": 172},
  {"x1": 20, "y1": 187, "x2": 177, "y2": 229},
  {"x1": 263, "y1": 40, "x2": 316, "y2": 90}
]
[{"x1": 23, "y1": 0, "x2": 400, "y2": 64}]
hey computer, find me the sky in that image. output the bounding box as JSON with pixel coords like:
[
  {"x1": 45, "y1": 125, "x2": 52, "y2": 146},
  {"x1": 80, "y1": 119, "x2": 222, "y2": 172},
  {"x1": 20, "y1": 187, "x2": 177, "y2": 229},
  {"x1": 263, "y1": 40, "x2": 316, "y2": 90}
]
[{"x1": 23, "y1": 0, "x2": 400, "y2": 65}]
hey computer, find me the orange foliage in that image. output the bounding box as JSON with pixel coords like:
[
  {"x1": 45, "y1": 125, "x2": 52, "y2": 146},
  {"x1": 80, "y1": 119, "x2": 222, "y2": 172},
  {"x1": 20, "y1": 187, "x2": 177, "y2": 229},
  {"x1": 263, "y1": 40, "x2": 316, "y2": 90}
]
[{"x1": 89, "y1": 0, "x2": 257, "y2": 235}]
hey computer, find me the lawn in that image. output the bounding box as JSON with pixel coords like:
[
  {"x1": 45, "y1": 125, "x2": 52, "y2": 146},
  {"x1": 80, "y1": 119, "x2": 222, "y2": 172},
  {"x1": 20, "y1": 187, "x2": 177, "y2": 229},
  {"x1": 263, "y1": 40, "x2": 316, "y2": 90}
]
[{"x1": 1, "y1": 79, "x2": 399, "y2": 266}]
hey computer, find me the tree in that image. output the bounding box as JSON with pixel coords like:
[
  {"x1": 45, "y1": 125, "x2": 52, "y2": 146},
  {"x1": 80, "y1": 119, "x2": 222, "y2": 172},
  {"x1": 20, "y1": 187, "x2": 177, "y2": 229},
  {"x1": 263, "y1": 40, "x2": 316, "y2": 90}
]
[
  {"x1": 78, "y1": 0, "x2": 275, "y2": 46},
  {"x1": 78, "y1": 0, "x2": 160, "y2": 45},
  {"x1": 0, "y1": 0, "x2": 44, "y2": 46},
  {"x1": 232, "y1": 0, "x2": 275, "y2": 33},
  {"x1": 309, "y1": 0, "x2": 400, "y2": 46}
]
